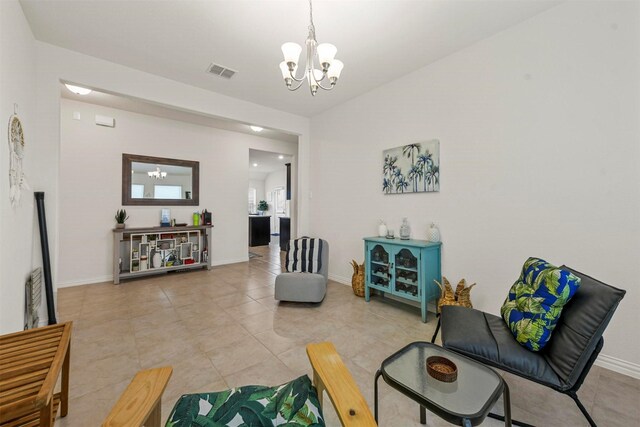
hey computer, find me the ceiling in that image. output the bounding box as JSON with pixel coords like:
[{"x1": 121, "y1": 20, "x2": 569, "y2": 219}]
[
  {"x1": 61, "y1": 84, "x2": 298, "y2": 143},
  {"x1": 22, "y1": 0, "x2": 560, "y2": 117},
  {"x1": 249, "y1": 149, "x2": 292, "y2": 176}
]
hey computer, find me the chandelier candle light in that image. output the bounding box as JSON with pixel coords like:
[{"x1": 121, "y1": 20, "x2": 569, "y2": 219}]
[
  {"x1": 148, "y1": 166, "x2": 167, "y2": 180},
  {"x1": 279, "y1": 0, "x2": 344, "y2": 96}
]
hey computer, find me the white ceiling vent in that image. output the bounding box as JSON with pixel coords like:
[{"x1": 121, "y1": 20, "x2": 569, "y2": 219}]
[{"x1": 207, "y1": 63, "x2": 237, "y2": 79}]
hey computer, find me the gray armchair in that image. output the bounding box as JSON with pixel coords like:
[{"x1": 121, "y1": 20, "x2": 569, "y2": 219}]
[{"x1": 275, "y1": 239, "x2": 329, "y2": 303}]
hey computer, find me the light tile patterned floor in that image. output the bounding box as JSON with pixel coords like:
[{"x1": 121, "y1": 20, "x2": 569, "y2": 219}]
[{"x1": 56, "y1": 242, "x2": 639, "y2": 426}]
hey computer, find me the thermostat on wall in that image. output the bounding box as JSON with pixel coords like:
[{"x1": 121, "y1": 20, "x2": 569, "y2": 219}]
[{"x1": 95, "y1": 115, "x2": 115, "y2": 127}]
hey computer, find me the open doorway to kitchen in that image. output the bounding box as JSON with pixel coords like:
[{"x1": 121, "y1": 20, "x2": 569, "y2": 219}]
[{"x1": 248, "y1": 149, "x2": 294, "y2": 257}]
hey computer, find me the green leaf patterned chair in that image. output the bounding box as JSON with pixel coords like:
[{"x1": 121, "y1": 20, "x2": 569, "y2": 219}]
[
  {"x1": 435, "y1": 266, "x2": 625, "y2": 427},
  {"x1": 102, "y1": 342, "x2": 376, "y2": 427}
]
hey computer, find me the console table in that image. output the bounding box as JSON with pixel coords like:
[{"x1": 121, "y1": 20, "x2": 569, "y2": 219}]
[
  {"x1": 0, "y1": 322, "x2": 72, "y2": 426},
  {"x1": 364, "y1": 237, "x2": 441, "y2": 322},
  {"x1": 113, "y1": 225, "x2": 212, "y2": 284}
]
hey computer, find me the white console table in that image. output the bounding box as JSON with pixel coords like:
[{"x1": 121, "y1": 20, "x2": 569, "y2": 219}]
[{"x1": 112, "y1": 225, "x2": 212, "y2": 284}]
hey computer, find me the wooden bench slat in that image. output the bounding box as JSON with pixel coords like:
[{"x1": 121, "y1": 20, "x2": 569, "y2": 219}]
[
  {"x1": 2, "y1": 392, "x2": 60, "y2": 427},
  {"x1": 0, "y1": 336, "x2": 62, "y2": 357},
  {"x1": 0, "y1": 347, "x2": 57, "y2": 367},
  {"x1": 0, "y1": 369, "x2": 47, "y2": 391},
  {"x1": 0, "y1": 383, "x2": 40, "y2": 406},
  {"x1": 0, "y1": 326, "x2": 63, "y2": 346},
  {"x1": 0, "y1": 360, "x2": 54, "y2": 382}
]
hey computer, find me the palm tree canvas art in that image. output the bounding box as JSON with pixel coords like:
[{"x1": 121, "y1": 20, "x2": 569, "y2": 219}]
[{"x1": 383, "y1": 140, "x2": 440, "y2": 194}]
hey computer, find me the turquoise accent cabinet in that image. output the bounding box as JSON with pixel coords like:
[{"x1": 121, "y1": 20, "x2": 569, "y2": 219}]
[{"x1": 363, "y1": 237, "x2": 442, "y2": 323}]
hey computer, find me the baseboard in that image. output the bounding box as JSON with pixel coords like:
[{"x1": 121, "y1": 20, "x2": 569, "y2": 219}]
[
  {"x1": 596, "y1": 353, "x2": 640, "y2": 379},
  {"x1": 329, "y1": 274, "x2": 351, "y2": 286},
  {"x1": 55, "y1": 258, "x2": 252, "y2": 288},
  {"x1": 56, "y1": 275, "x2": 113, "y2": 288},
  {"x1": 329, "y1": 273, "x2": 437, "y2": 314},
  {"x1": 212, "y1": 257, "x2": 249, "y2": 266}
]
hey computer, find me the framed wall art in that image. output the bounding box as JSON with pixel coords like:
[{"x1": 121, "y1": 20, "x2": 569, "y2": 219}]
[{"x1": 383, "y1": 139, "x2": 439, "y2": 194}]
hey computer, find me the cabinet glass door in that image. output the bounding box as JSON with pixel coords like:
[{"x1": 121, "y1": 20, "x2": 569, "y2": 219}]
[
  {"x1": 393, "y1": 247, "x2": 419, "y2": 297},
  {"x1": 369, "y1": 244, "x2": 391, "y2": 289}
]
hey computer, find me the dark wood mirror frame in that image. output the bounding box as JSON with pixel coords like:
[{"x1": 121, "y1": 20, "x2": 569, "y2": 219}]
[{"x1": 122, "y1": 153, "x2": 199, "y2": 206}]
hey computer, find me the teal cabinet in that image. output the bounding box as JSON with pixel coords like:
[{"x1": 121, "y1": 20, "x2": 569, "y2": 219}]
[{"x1": 363, "y1": 237, "x2": 441, "y2": 323}]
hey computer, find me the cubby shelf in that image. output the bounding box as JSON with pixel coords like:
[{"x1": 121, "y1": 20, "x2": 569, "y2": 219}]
[{"x1": 112, "y1": 225, "x2": 212, "y2": 284}]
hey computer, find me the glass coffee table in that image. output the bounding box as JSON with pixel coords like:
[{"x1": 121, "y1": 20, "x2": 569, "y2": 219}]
[{"x1": 375, "y1": 341, "x2": 511, "y2": 426}]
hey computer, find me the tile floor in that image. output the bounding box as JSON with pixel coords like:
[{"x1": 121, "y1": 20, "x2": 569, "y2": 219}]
[{"x1": 55, "y1": 242, "x2": 639, "y2": 426}]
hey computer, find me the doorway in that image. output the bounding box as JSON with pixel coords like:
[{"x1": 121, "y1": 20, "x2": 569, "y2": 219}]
[{"x1": 248, "y1": 149, "x2": 294, "y2": 254}]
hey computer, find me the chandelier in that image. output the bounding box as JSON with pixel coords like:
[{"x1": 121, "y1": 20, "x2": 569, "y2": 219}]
[
  {"x1": 279, "y1": 0, "x2": 344, "y2": 96},
  {"x1": 148, "y1": 167, "x2": 167, "y2": 180}
]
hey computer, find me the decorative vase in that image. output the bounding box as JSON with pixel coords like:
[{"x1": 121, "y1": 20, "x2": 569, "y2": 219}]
[
  {"x1": 152, "y1": 253, "x2": 162, "y2": 269},
  {"x1": 400, "y1": 218, "x2": 411, "y2": 240},
  {"x1": 428, "y1": 223, "x2": 441, "y2": 242},
  {"x1": 115, "y1": 223, "x2": 125, "y2": 229},
  {"x1": 350, "y1": 260, "x2": 365, "y2": 297},
  {"x1": 378, "y1": 220, "x2": 388, "y2": 238}
]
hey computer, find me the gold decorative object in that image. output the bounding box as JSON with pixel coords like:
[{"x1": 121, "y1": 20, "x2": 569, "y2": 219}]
[
  {"x1": 435, "y1": 277, "x2": 476, "y2": 313},
  {"x1": 350, "y1": 260, "x2": 365, "y2": 297}
]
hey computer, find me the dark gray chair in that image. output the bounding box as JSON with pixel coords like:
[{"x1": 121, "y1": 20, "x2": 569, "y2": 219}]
[{"x1": 435, "y1": 266, "x2": 625, "y2": 427}]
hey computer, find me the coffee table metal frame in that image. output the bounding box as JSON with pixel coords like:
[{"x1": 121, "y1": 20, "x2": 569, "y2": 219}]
[{"x1": 374, "y1": 341, "x2": 512, "y2": 427}]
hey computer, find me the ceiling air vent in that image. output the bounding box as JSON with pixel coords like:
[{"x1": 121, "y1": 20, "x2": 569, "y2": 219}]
[{"x1": 207, "y1": 63, "x2": 237, "y2": 79}]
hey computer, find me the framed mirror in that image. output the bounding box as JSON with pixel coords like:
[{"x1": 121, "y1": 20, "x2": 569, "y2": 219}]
[{"x1": 122, "y1": 153, "x2": 199, "y2": 206}]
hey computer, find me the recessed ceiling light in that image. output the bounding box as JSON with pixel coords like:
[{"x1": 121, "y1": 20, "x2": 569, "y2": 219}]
[
  {"x1": 253, "y1": 163, "x2": 258, "y2": 167},
  {"x1": 250, "y1": 126, "x2": 263, "y2": 132},
  {"x1": 278, "y1": 155, "x2": 284, "y2": 159},
  {"x1": 65, "y1": 84, "x2": 92, "y2": 95}
]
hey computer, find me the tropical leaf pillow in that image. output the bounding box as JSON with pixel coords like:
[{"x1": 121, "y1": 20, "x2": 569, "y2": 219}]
[
  {"x1": 501, "y1": 257, "x2": 581, "y2": 352},
  {"x1": 165, "y1": 374, "x2": 325, "y2": 427}
]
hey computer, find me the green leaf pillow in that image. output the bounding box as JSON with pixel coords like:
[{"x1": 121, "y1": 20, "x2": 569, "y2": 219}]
[
  {"x1": 501, "y1": 257, "x2": 581, "y2": 352},
  {"x1": 165, "y1": 374, "x2": 325, "y2": 427}
]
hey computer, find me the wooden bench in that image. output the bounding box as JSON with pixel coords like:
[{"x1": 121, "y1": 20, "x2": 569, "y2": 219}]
[
  {"x1": 103, "y1": 341, "x2": 376, "y2": 427},
  {"x1": 0, "y1": 322, "x2": 72, "y2": 427}
]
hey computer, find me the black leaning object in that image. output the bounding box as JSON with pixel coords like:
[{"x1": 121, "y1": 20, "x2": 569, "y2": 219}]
[{"x1": 34, "y1": 192, "x2": 57, "y2": 324}]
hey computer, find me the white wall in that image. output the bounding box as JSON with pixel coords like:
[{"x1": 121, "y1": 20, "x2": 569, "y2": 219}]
[
  {"x1": 309, "y1": 1, "x2": 640, "y2": 371},
  {"x1": 0, "y1": 1, "x2": 40, "y2": 333},
  {"x1": 59, "y1": 98, "x2": 296, "y2": 286},
  {"x1": 31, "y1": 42, "x2": 309, "y2": 317}
]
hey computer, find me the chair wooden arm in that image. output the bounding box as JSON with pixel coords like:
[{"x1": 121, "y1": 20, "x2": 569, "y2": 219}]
[
  {"x1": 306, "y1": 342, "x2": 376, "y2": 427},
  {"x1": 102, "y1": 366, "x2": 173, "y2": 427}
]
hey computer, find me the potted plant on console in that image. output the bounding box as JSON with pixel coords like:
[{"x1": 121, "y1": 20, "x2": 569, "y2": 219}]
[
  {"x1": 115, "y1": 209, "x2": 129, "y2": 229},
  {"x1": 257, "y1": 200, "x2": 269, "y2": 216}
]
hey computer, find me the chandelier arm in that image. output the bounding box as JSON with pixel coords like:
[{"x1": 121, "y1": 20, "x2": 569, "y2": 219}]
[
  {"x1": 288, "y1": 68, "x2": 306, "y2": 83},
  {"x1": 315, "y1": 81, "x2": 335, "y2": 91},
  {"x1": 287, "y1": 79, "x2": 306, "y2": 91}
]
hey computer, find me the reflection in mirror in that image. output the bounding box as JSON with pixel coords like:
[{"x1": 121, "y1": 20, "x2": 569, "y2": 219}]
[
  {"x1": 130, "y1": 162, "x2": 193, "y2": 200},
  {"x1": 122, "y1": 154, "x2": 199, "y2": 206}
]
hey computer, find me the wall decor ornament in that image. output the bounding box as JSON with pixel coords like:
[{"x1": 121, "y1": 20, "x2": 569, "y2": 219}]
[
  {"x1": 383, "y1": 139, "x2": 439, "y2": 194},
  {"x1": 400, "y1": 218, "x2": 411, "y2": 240},
  {"x1": 378, "y1": 220, "x2": 388, "y2": 238},
  {"x1": 8, "y1": 110, "x2": 30, "y2": 208},
  {"x1": 428, "y1": 223, "x2": 441, "y2": 243}
]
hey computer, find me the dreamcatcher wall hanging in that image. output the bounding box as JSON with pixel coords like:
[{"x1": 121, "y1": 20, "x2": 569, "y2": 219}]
[{"x1": 8, "y1": 105, "x2": 30, "y2": 208}]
